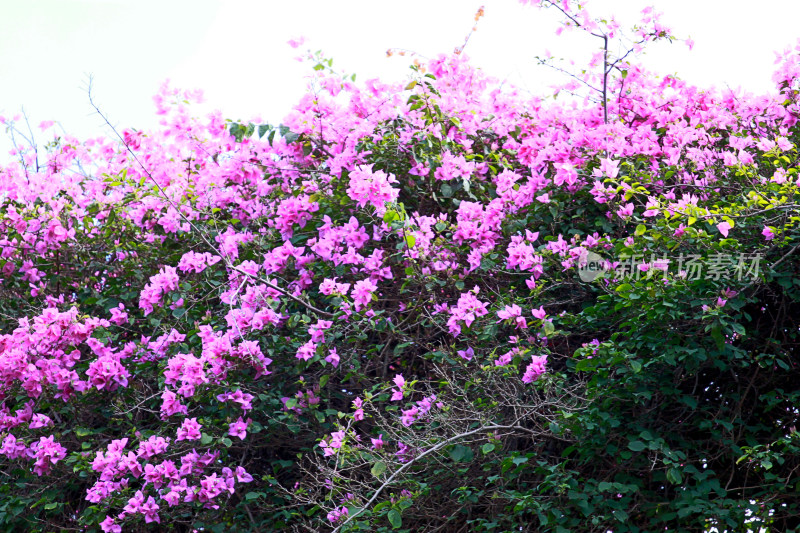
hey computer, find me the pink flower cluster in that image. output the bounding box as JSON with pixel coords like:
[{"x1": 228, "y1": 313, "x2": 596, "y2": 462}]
[
  {"x1": 89, "y1": 436, "x2": 253, "y2": 529},
  {"x1": 497, "y1": 304, "x2": 527, "y2": 329},
  {"x1": 346, "y1": 164, "x2": 399, "y2": 211},
  {"x1": 1, "y1": 5, "x2": 798, "y2": 527},
  {"x1": 177, "y1": 251, "x2": 222, "y2": 273},
  {"x1": 400, "y1": 394, "x2": 442, "y2": 426},
  {"x1": 447, "y1": 289, "x2": 490, "y2": 336},
  {"x1": 28, "y1": 435, "x2": 67, "y2": 475},
  {"x1": 139, "y1": 266, "x2": 180, "y2": 315},
  {"x1": 320, "y1": 429, "x2": 347, "y2": 457},
  {"x1": 522, "y1": 354, "x2": 548, "y2": 383}
]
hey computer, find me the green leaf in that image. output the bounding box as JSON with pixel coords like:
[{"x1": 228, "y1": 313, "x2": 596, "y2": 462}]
[
  {"x1": 200, "y1": 433, "x2": 213, "y2": 445},
  {"x1": 383, "y1": 209, "x2": 400, "y2": 223},
  {"x1": 319, "y1": 374, "x2": 329, "y2": 388},
  {"x1": 666, "y1": 468, "x2": 683, "y2": 484},
  {"x1": 635, "y1": 224, "x2": 647, "y2": 236},
  {"x1": 405, "y1": 234, "x2": 416, "y2": 248},
  {"x1": 482, "y1": 443, "x2": 496, "y2": 454},
  {"x1": 450, "y1": 444, "x2": 474, "y2": 463},
  {"x1": 543, "y1": 320, "x2": 555, "y2": 336},
  {"x1": 371, "y1": 461, "x2": 387, "y2": 478},
  {"x1": 711, "y1": 327, "x2": 725, "y2": 351},
  {"x1": 681, "y1": 395, "x2": 698, "y2": 409},
  {"x1": 628, "y1": 440, "x2": 646, "y2": 451},
  {"x1": 575, "y1": 358, "x2": 597, "y2": 372},
  {"x1": 245, "y1": 492, "x2": 260, "y2": 501},
  {"x1": 44, "y1": 502, "x2": 58, "y2": 510},
  {"x1": 388, "y1": 509, "x2": 402, "y2": 529}
]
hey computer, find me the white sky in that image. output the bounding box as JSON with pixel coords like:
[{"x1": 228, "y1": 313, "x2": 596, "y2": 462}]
[{"x1": 2, "y1": 0, "x2": 800, "y2": 161}]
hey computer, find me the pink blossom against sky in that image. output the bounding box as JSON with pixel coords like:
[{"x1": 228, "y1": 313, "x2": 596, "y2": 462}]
[{"x1": 2, "y1": 0, "x2": 800, "y2": 160}]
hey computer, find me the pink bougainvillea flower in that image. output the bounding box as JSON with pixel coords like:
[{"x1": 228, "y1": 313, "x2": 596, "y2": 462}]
[
  {"x1": 176, "y1": 418, "x2": 202, "y2": 441},
  {"x1": 616, "y1": 203, "x2": 634, "y2": 218},
  {"x1": 522, "y1": 354, "x2": 548, "y2": 383},
  {"x1": 109, "y1": 303, "x2": 129, "y2": 326},
  {"x1": 457, "y1": 346, "x2": 474, "y2": 361},
  {"x1": 228, "y1": 417, "x2": 251, "y2": 440},
  {"x1": 391, "y1": 374, "x2": 406, "y2": 401},
  {"x1": 288, "y1": 36, "x2": 306, "y2": 49}
]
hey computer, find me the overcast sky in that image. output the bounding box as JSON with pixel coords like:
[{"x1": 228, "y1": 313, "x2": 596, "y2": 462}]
[{"x1": 2, "y1": 0, "x2": 800, "y2": 160}]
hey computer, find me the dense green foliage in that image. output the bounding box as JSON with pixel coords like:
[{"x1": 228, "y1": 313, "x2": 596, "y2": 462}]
[{"x1": 1, "y1": 3, "x2": 799, "y2": 532}]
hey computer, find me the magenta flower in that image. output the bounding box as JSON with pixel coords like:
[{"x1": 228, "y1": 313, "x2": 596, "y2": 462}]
[
  {"x1": 327, "y1": 506, "x2": 349, "y2": 524},
  {"x1": 29, "y1": 413, "x2": 53, "y2": 429},
  {"x1": 295, "y1": 340, "x2": 317, "y2": 361},
  {"x1": 29, "y1": 435, "x2": 67, "y2": 476},
  {"x1": 99, "y1": 516, "x2": 121, "y2": 533},
  {"x1": 522, "y1": 354, "x2": 548, "y2": 383},
  {"x1": 325, "y1": 348, "x2": 340, "y2": 367},
  {"x1": 228, "y1": 417, "x2": 250, "y2": 440},
  {"x1": 497, "y1": 304, "x2": 522, "y2": 321},
  {"x1": 391, "y1": 374, "x2": 406, "y2": 401},
  {"x1": 236, "y1": 466, "x2": 254, "y2": 483},
  {"x1": 457, "y1": 346, "x2": 474, "y2": 361},
  {"x1": 346, "y1": 165, "x2": 399, "y2": 211},
  {"x1": 599, "y1": 158, "x2": 620, "y2": 178},
  {"x1": 616, "y1": 203, "x2": 634, "y2": 218},
  {"x1": 176, "y1": 418, "x2": 202, "y2": 441},
  {"x1": 109, "y1": 303, "x2": 128, "y2": 326},
  {"x1": 351, "y1": 279, "x2": 378, "y2": 311}
]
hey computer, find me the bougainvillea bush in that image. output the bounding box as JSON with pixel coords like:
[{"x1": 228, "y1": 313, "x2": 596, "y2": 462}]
[{"x1": 2, "y1": 2, "x2": 800, "y2": 531}]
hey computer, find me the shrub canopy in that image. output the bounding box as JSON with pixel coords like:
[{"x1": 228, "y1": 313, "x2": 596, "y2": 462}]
[{"x1": 1, "y1": 2, "x2": 799, "y2": 532}]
